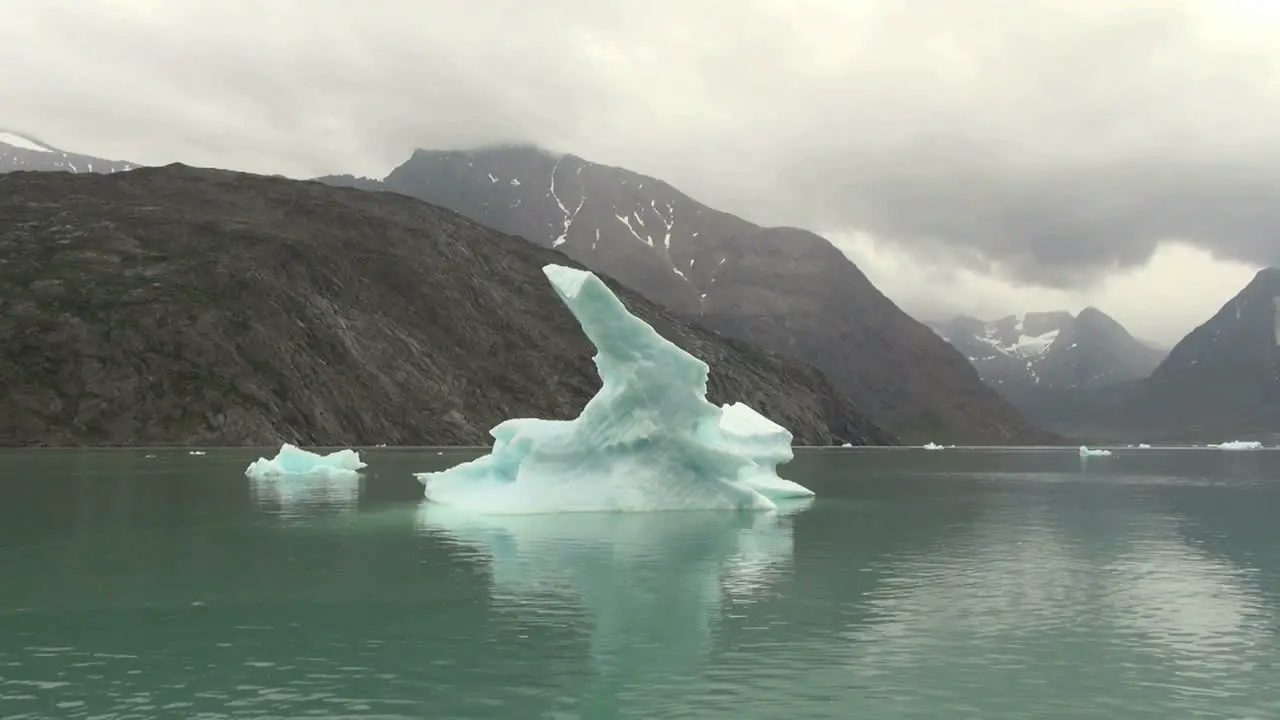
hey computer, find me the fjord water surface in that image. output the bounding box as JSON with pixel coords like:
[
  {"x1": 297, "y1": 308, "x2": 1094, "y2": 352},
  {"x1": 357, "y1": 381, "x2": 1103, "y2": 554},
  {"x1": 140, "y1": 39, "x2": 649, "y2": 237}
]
[{"x1": 1, "y1": 447, "x2": 1278, "y2": 718}]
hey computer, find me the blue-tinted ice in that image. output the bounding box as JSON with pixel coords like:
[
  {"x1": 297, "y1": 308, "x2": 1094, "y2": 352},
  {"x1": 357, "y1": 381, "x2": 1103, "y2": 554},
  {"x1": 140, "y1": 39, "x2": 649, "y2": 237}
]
[
  {"x1": 414, "y1": 264, "x2": 815, "y2": 514},
  {"x1": 245, "y1": 443, "x2": 367, "y2": 480}
]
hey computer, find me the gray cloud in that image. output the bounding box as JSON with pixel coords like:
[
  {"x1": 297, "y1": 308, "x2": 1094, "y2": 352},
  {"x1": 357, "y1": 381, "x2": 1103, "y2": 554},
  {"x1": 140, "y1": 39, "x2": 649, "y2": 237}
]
[{"x1": 4, "y1": 0, "x2": 1280, "y2": 288}]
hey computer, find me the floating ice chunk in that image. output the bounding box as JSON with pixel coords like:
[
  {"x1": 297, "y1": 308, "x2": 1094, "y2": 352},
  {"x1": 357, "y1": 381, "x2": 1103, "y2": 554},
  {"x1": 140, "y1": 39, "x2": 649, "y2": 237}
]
[
  {"x1": 1079, "y1": 446, "x2": 1113, "y2": 457},
  {"x1": 922, "y1": 442, "x2": 944, "y2": 450},
  {"x1": 717, "y1": 402, "x2": 814, "y2": 498},
  {"x1": 245, "y1": 443, "x2": 367, "y2": 480},
  {"x1": 415, "y1": 264, "x2": 804, "y2": 514},
  {"x1": 1209, "y1": 440, "x2": 1263, "y2": 450}
]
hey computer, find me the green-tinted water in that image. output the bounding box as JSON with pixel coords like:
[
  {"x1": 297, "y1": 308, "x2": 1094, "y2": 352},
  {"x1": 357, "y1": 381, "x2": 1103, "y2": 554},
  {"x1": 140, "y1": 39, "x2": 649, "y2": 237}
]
[{"x1": 1, "y1": 447, "x2": 1278, "y2": 718}]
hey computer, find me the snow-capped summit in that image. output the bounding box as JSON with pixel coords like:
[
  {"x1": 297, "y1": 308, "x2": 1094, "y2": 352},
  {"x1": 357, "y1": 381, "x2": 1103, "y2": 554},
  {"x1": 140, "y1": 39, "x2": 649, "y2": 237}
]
[
  {"x1": 931, "y1": 308, "x2": 1166, "y2": 398},
  {"x1": 0, "y1": 129, "x2": 137, "y2": 175}
]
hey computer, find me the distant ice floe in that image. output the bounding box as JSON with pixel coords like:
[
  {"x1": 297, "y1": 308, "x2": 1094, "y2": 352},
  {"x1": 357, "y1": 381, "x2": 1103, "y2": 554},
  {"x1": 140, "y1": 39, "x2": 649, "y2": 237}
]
[
  {"x1": 1209, "y1": 441, "x2": 1264, "y2": 451},
  {"x1": 245, "y1": 443, "x2": 367, "y2": 480}
]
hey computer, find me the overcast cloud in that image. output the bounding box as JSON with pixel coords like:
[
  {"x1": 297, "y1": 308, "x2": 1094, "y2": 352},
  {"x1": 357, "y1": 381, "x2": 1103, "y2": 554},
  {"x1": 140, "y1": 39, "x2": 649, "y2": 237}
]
[{"x1": 3, "y1": 0, "x2": 1278, "y2": 342}]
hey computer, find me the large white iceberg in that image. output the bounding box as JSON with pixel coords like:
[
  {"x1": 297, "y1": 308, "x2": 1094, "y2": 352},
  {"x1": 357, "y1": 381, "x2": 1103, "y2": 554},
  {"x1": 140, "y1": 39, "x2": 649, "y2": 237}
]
[
  {"x1": 414, "y1": 264, "x2": 814, "y2": 514},
  {"x1": 245, "y1": 443, "x2": 367, "y2": 480}
]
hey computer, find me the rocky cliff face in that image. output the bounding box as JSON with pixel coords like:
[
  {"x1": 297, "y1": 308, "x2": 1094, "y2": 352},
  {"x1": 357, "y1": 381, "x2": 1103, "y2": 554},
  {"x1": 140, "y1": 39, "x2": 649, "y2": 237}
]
[
  {"x1": 319, "y1": 145, "x2": 1050, "y2": 444},
  {"x1": 0, "y1": 165, "x2": 893, "y2": 447}
]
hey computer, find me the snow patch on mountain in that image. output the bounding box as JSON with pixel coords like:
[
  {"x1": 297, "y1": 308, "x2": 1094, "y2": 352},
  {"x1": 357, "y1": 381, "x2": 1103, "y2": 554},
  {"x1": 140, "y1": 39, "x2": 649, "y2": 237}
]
[
  {"x1": 979, "y1": 324, "x2": 1060, "y2": 359},
  {"x1": 0, "y1": 131, "x2": 52, "y2": 153}
]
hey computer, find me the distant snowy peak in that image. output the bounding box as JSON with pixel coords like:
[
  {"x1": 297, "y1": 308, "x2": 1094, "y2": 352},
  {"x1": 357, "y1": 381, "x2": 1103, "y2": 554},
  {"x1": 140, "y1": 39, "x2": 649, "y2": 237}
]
[
  {"x1": 931, "y1": 307, "x2": 1165, "y2": 395},
  {"x1": 0, "y1": 129, "x2": 138, "y2": 175},
  {"x1": 932, "y1": 311, "x2": 1071, "y2": 367},
  {"x1": 975, "y1": 311, "x2": 1071, "y2": 361}
]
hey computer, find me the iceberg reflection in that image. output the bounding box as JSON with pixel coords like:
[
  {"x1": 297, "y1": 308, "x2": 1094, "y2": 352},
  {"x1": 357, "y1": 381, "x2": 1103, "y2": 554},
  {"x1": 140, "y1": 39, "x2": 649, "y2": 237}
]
[
  {"x1": 417, "y1": 499, "x2": 810, "y2": 705},
  {"x1": 248, "y1": 474, "x2": 361, "y2": 515}
]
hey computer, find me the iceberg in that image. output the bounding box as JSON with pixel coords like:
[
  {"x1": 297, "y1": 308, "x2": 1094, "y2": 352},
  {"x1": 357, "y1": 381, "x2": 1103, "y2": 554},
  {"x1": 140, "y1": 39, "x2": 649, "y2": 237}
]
[
  {"x1": 1209, "y1": 440, "x2": 1263, "y2": 451},
  {"x1": 414, "y1": 264, "x2": 813, "y2": 514},
  {"x1": 245, "y1": 443, "x2": 367, "y2": 480},
  {"x1": 1079, "y1": 446, "x2": 1113, "y2": 458},
  {"x1": 716, "y1": 402, "x2": 815, "y2": 499}
]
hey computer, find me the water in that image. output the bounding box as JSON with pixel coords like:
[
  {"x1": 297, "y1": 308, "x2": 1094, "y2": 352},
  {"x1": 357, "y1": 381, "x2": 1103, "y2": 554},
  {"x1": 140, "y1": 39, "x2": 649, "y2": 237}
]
[{"x1": 2, "y1": 447, "x2": 1279, "y2": 718}]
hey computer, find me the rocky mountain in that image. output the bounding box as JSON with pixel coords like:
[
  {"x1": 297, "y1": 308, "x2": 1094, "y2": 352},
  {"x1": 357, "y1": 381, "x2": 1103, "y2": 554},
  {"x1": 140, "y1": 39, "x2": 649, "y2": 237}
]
[
  {"x1": 317, "y1": 145, "x2": 1050, "y2": 444},
  {"x1": 0, "y1": 164, "x2": 893, "y2": 447},
  {"x1": 1022, "y1": 268, "x2": 1280, "y2": 442},
  {"x1": 931, "y1": 308, "x2": 1165, "y2": 401},
  {"x1": 0, "y1": 130, "x2": 137, "y2": 174},
  {"x1": 1129, "y1": 267, "x2": 1280, "y2": 440}
]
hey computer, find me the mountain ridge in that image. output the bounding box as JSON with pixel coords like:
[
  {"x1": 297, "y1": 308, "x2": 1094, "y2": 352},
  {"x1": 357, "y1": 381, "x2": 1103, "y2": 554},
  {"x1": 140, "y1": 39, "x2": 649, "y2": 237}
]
[
  {"x1": 0, "y1": 164, "x2": 892, "y2": 447},
  {"x1": 318, "y1": 145, "x2": 1053, "y2": 444},
  {"x1": 931, "y1": 307, "x2": 1166, "y2": 400},
  {"x1": 0, "y1": 129, "x2": 137, "y2": 175}
]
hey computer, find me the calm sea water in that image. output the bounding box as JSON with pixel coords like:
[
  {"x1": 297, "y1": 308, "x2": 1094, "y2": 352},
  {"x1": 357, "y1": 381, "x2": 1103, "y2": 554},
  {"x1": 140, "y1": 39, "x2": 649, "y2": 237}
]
[{"x1": 1, "y1": 447, "x2": 1279, "y2": 719}]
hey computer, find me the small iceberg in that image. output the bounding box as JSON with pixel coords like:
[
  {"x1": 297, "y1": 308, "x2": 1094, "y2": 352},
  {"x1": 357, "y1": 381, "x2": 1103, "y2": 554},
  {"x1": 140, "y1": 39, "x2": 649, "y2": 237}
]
[
  {"x1": 1079, "y1": 446, "x2": 1113, "y2": 458},
  {"x1": 1209, "y1": 440, "x2": 1263, "y2": 451},
  {"x1": 414, "y1": 264, "x2": 814, "y2": 514},
  {"x1": 245, "y1": 443, "x2": 367, "y2": 480}
]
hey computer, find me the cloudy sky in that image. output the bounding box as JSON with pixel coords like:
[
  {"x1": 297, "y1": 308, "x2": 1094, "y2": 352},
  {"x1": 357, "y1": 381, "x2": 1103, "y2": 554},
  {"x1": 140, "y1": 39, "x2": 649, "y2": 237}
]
[{"x1": 4, "y1": 0, "x2": 1278, "y2": 345}]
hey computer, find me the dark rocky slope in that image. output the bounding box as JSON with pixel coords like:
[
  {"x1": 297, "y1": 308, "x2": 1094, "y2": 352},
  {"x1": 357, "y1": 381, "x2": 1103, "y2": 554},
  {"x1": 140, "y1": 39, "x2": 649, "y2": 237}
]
[
  {"x1": 0, "y1": 165, "x2": 893, "y2": 447},
  {"x1": 319, "y1": 145, "x2": 1051, "y2": 444},
  {"x1": 1022, "y1": 268, "x2": 1280, "y2": 442}
]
